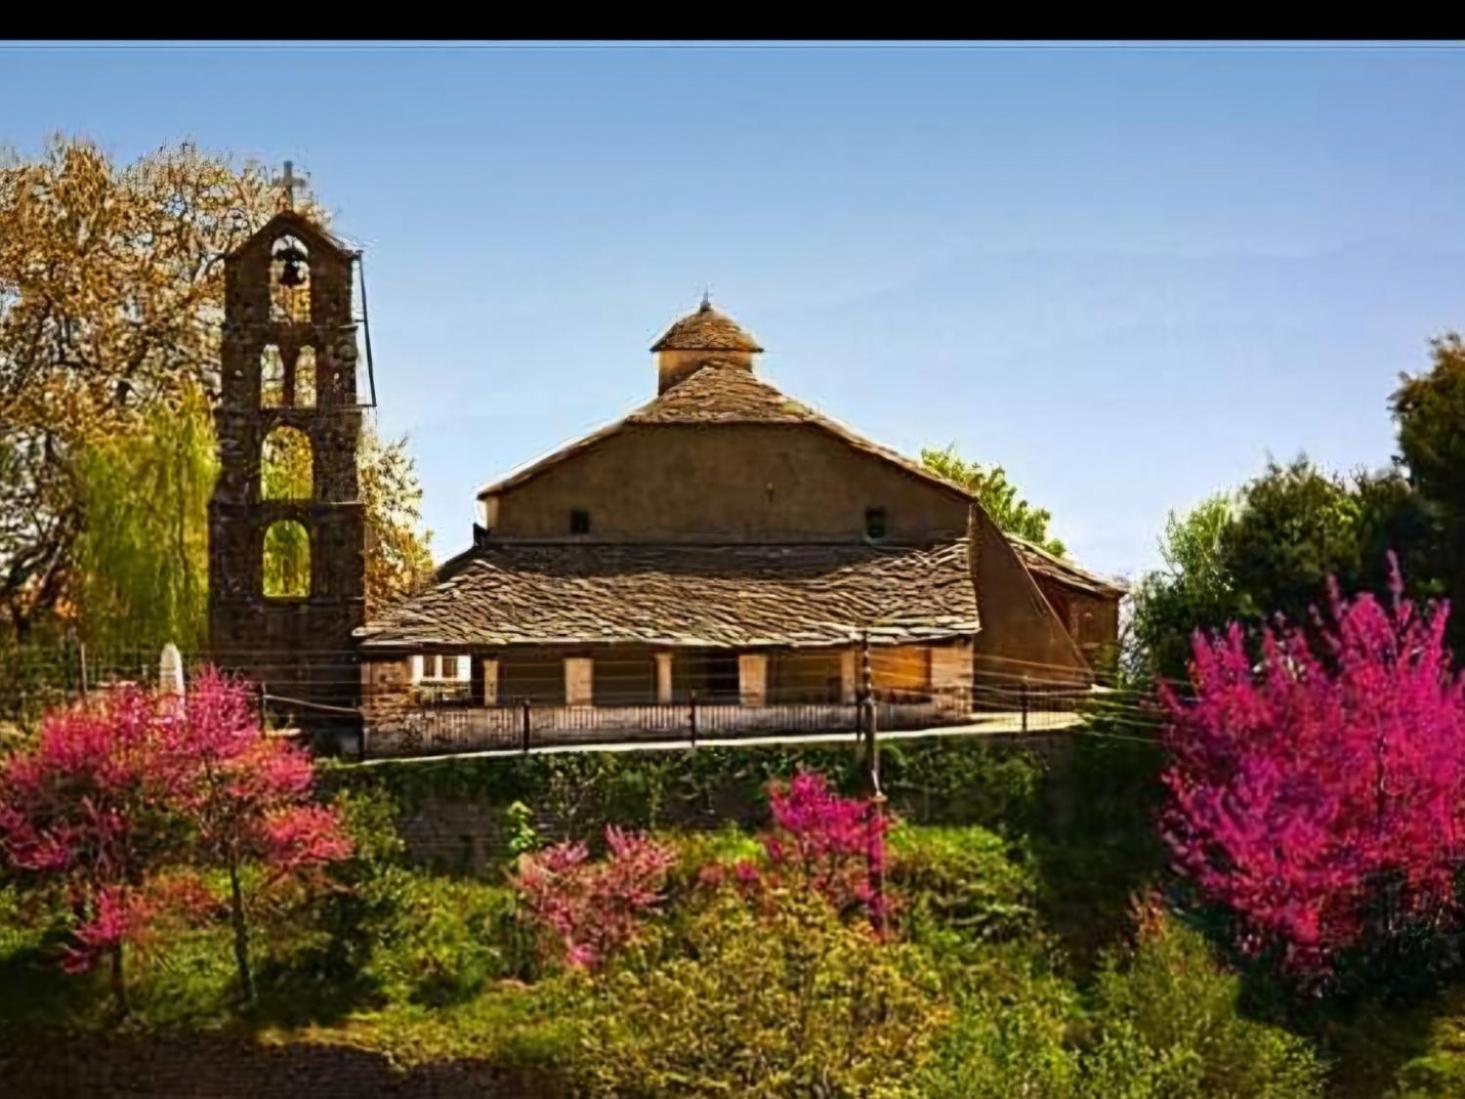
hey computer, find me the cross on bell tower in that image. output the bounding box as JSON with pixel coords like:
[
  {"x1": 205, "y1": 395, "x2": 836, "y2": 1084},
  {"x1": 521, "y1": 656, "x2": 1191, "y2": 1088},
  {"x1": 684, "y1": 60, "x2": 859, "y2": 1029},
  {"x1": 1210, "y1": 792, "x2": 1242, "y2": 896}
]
[
  {"x1": 273, "y1": 160, "x2": 309, "y2": 211},
  {"x1": 208, "y1": 199, "x2": 366, "y2": 747}
]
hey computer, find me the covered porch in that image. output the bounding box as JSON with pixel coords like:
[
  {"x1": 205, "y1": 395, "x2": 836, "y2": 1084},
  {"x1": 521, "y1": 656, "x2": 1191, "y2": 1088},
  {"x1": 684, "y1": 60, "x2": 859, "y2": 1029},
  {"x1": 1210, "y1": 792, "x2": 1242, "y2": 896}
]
[{"x1": 359, "y1": 640, "x2": 985, "y2": 757}]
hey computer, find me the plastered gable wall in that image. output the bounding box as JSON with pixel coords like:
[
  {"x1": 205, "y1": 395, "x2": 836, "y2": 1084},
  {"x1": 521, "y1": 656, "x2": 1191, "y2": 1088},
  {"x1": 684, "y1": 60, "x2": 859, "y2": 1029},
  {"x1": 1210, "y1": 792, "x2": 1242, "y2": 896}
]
[
  {"x1": 488, "y1": 422, "x2": 972, "y2": 542},
  {"x1": 967, "y1": 507, "x2": 1090, "y2": 678}
]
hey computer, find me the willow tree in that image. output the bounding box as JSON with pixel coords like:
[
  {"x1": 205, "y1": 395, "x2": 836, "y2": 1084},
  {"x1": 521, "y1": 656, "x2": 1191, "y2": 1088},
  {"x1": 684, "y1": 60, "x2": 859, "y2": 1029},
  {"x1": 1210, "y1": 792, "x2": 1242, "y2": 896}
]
[{"x1": 72, "y1": 382, "x2": 218, "y2": 655}]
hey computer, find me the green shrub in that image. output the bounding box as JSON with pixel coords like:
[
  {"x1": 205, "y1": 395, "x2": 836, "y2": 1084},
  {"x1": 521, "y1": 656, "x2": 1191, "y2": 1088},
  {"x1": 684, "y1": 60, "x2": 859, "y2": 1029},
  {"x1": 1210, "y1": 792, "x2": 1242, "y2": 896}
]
[
  {"x1": 656, "y1": 823, "x2": 762, "y2": 896},
  {"x1": 919, "y1": 955, "x2": 1081, "y2": 1099},
  {"x1": 504, "y1": 799, "x2": 538, "y2": 857},
  {"x1": 336, "y1": 976, "x2": 586, "y2": 1075},
  {"x1": 1087, "y1": 910, "x2": 1326, "y2": 1098},
  {"x1": 1361, "y1": 986, "x2": 1465, "y2": 1099},
  {"x1": 251, "y1": 787, "x2": 406, "y2": 1018},
  {"x1": 372, "y1": 876, "x2": 524, "y2": 1004},
  {"x1": 576, "y1": 886, "x2": 947, "y2": 1097},
  {"x1": 257, "y1": 786, "x2": 535, "y2": 1017},
  {"x1": 329, "y1": 737, "x2": 1049, "y2": 846},
  {"x1": 888, "y1": 824, "x2": 1039, "y2": 946},
  {"x1": 1030, "y1": 734, "x2": 1167, "y2": 974},
  {"x1": 880, "y1": 738, "x2": 1046, "y2": 831}
]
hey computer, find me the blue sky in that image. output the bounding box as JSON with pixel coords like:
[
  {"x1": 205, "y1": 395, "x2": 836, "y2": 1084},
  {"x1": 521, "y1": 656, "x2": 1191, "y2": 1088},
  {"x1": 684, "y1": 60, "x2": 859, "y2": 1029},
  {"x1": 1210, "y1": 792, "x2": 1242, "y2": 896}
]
[{"x1": 5, "y1": 42, "x2": 1464, "y2": 580}]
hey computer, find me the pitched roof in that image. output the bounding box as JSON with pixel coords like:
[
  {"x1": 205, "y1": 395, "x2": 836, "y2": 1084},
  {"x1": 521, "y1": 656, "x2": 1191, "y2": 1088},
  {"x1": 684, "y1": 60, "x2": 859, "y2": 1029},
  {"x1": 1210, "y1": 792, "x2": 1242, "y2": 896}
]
[
  {"x1": 1010, "y1": 536, "x2": 1129, "y2": 597},
  {"x1": 356, "y1": 539, "x2": 979, "y2": 650},
  {"x1": 650, "y1": 300, "x2": 764, "y2": 353},
  {"x1": 479, "y1": 361, "x2": 973, "y2": 500},
  {"x1": 227, "y1": 208, "x2": 354, "y2": 261}
]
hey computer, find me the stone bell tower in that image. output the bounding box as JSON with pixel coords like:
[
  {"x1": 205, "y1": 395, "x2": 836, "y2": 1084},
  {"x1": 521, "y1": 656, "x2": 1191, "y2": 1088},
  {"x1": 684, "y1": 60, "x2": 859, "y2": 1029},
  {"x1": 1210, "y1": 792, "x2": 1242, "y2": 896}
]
[{"x1": 208, "y1": 174, "x2": 366, "y2": 740}]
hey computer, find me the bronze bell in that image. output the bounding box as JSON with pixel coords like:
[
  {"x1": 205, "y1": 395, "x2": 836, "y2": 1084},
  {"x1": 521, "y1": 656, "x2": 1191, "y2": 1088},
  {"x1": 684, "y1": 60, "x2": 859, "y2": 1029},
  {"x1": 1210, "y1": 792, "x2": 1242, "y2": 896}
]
[{"x1": 276, "y1": 245, "x2": 308, "y2": 288}]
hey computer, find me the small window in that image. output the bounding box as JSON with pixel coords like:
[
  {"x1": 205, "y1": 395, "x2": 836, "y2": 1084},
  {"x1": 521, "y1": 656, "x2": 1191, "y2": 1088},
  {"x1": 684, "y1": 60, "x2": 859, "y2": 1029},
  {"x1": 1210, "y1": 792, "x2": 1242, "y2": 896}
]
[
  {"x1": 865, "y1": 507, "x2": 888, "y2": 540},
  {"x1": 415, "y1": 654, "x2": 470, "y2": 682},
  {"x1": 570, "y1": 508, "x2": 591, "y2": 535},
  {"x1": 412, "y1": 653, "x2": 471, "y2": 705}
]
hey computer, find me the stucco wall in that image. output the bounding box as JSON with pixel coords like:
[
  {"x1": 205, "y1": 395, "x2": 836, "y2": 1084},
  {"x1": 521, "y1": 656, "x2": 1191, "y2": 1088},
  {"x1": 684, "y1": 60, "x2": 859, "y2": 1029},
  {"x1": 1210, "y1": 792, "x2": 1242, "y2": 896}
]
[
  {"x1": 487, "y1": 423, "x2": 971, "y2": 543},
  {"x1": 967, "y1": 508, "x2": 1090, "y2": 681}
]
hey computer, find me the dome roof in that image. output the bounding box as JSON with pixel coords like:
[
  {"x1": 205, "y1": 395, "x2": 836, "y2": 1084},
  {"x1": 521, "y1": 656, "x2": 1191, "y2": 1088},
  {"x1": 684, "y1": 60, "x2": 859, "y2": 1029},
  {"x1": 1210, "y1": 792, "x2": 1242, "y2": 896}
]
[{"x1": 650, "y1": 297, "x2": 764, "y2": 353}]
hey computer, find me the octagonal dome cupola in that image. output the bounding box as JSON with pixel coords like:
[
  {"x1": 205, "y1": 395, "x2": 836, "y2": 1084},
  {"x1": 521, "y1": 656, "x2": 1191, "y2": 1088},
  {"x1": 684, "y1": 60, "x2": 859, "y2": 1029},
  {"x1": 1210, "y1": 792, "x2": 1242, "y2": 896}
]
[{"x1": 651, "y1": 294, "x2": 763, "y2": 393}]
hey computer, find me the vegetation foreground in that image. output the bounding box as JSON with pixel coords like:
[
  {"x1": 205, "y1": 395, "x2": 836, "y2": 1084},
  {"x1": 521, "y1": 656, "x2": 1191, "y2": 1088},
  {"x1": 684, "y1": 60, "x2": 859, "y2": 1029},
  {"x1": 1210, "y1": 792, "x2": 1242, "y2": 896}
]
[{"x1": 6, "y1": 628, "x2": 1465, "y2": 1099}]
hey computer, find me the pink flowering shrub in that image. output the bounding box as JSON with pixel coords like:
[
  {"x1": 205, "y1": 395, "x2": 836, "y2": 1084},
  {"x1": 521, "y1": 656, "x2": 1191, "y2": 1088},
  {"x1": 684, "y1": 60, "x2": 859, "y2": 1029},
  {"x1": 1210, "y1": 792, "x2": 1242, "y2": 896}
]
[
  {"x1": 0, "y1": 668, "x2": 350, "y2": 1010},
  {"x1": 1161, "y1": 557, "x2": 1465, "y2": 979},
  {"x1": 162, "y1": 669, "x2": 352, "y2": 1001},
  {"x1": 762, "y1": 770, "x2": 892, "y2": 929},
  {"x1": 511, "y1": 825, "x2": 676, "y2": 970}
]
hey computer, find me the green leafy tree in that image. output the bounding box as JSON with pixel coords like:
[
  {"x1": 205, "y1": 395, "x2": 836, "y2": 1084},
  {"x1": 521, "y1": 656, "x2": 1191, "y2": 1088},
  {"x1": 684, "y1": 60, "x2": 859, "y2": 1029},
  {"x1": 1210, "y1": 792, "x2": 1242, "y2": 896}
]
[
  {"x1": 1393, "y1": 334, "x2": 1465, "y2": 517},
  {"x1": 1128, "y1": 461, "x2": 1435, "y2": 682},
  {"x1": 359, "y1": 428, "x2": 435, "y2": 614},
  {"x1": 1392, "y1": 332, "x2": 1465, "y2": 646},
  {"x1": 1227, "y1": 461, "x2": 1435, "y2": 627},
  {"x1": 921, "y1": 443, "x2": 1065, "y2": 556},
  {"x1": 72, "y1": 381, "x2": 217, "y2": 655},
  {"x1": 1220, "y1": 459, "x2": 1365, "y2": 624},
  {"x1": 1127, "y1": 494, "x2": 1238, "y2": 682}
]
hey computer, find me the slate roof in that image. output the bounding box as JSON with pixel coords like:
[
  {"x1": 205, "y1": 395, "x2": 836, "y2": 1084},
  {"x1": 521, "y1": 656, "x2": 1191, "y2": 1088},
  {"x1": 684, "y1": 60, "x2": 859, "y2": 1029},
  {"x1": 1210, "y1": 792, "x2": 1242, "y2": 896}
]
[
  {"x1": 356, "y1": 539, "x2": 980, "y2": 650},
  {"x1": 1010, "y1": 536, "x2": 1129, "y2": 597},
  {"x1": 479, "y1": 361, "x2": 974, "y2": 500},
  {"x1": 650, "y1": 299, "x2": 764, "y2": 353}
]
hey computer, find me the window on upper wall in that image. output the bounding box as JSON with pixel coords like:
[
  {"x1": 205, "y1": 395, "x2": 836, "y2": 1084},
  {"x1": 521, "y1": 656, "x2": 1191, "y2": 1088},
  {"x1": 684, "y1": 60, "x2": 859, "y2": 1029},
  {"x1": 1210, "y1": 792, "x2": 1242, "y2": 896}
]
[
  {"x1": 865, "y1": 507, "x2": 888, "y2": 540},
  {"x1": 570, "y1": 508, "x2": 591, "y2": 535}
]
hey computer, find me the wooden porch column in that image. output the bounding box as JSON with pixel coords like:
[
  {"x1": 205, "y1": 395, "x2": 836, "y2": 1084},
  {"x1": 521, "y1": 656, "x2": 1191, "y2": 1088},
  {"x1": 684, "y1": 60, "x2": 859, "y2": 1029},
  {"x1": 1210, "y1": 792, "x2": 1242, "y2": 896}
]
[
  {"x1": 480, "y1": 657, "x2": 500, "y2": 705},
  {"x1": 564, "y1": 656, "x2": 594, "y2": 706},
  {"x1": 840, "y1": 648, "x2": 857, "y2": 704},
  {"x1": 738, "y1": 653, "x2": 768, "y2": 707},
  {"x1": 654, "y1": 652, "x2": 674, "y2": 704}
]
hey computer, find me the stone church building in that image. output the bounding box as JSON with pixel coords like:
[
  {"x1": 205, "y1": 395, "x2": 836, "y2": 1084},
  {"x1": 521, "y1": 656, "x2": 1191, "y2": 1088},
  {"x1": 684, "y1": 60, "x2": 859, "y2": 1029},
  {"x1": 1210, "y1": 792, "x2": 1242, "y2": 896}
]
[
  {"x1": 206, "y1": 203, "x2": 1123, "y2": 755},
  {"x1": 353, "y1": 300, "x2": 1125, "y2": 753}
]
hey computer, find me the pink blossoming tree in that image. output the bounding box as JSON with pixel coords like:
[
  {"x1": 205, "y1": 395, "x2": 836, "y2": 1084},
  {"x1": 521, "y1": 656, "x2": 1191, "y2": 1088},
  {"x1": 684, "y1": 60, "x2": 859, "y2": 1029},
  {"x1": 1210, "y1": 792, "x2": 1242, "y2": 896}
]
[
  {"x1": 511, "y1": 825, "x2": 676, "y2": 970},
  {"x1": 0, "y1": 669, "x2": 350, "y2": 1011},
  {"x1": 0, "y1": 686, "x2": 189, "y2": 1013},
  {"x1": 161, "y1": 669, "x2": 352, "y2": 1003},
  {"x1": 1161, "y1": 556, "x2": 1465, "y2": 980}
]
